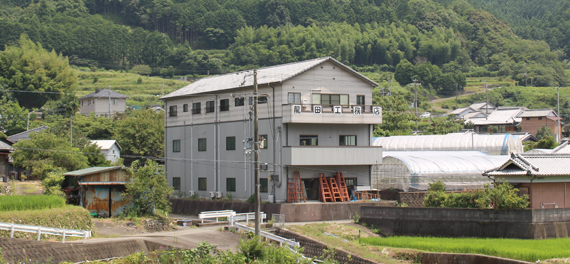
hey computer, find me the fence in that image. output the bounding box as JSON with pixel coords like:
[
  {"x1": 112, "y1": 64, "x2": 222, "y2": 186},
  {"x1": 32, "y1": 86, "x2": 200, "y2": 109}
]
[{"x1": 0, "y1": 222, "x2": 91, "y2": 243}]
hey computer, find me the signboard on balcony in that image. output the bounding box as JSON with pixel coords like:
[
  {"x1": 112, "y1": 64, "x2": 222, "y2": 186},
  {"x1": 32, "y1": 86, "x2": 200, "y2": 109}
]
[
  {"x1": 373, "y1": 106, "x2": 381, "y2": 115},
  {"x1": 313, "y1": 105, "x2": 322, "y2": 115},
  {"x1": 334, "y1": 106, "x2": 342, "y2": 115},
  {"x1": 354, "y1": 106, "x2": 361, "y2": 115},
  {"x1": 293, "y1": 105, "x2": 301, "y2": 114}
]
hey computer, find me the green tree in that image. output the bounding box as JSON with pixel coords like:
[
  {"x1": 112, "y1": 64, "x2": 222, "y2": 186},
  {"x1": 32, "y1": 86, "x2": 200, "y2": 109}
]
[
  {"x1": 42, "y1": 168, "x2": 66, "y2": 198},
  {"x1": 374, "y1": 94, "x2": 418, "y2": 136},
  {"x1": 11, "y1": 130, "x2": 88, "y2": 179},
  {"x1": 82, "y1": 143, "x2": 110, "y2": 167},
  {"x1": 123, "y1": 159, "x2": 173, "y2": 216},
  {"x1": 422, "y1": 116, "x2": 464, "y2": 135},
  {"x1": 394, "y1": 59, "x2": 416, "y2": 86},
  {"x1": 0, "y1": 35, "x2": 77, "y2": 109},
  {"x1": 113, "y1": 109, "x2": 164, "y2": 158},
  {"x1": 0, "y1": 96, "x2": 28, "y2": 136},
  {"x1": 536, "y1": 125, "x2": 554, "y2": 140}
]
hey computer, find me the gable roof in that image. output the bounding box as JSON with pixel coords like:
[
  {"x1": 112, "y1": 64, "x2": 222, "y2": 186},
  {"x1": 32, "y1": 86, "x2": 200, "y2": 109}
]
[
  {"x1": 78, "y1": 89, "x2": 129, "y2": 100},
  {"x1": 450, "y1": 106, "x2": 470, "y2": 115},
  {"x1": 468, "y1": 107, "x2": 526, "y2": 126},
  {"x1": 7, "y1": 126, "x2": 48, "y2": 143},
  {"x1": 161, "y1": 57, "x2": 378, "y2": 99},
  {"x1": 63, "y1": 166, "x2": 123, "y2": 177},
  {"x1": 0, "y1": 138, "x2": 12, "y2": 152},
  {"x1": 484, "y1": 153, "x2": 570, "y2": 177},
  {"x1": 90, "y1": 140, "x2": 122, "y2": 151},
  {"x1": 518, "y1": 109, "x2": 557, "y2": 118},
  {"x1": 470, "y1": 102, "x2": 495, "y2": 111}
]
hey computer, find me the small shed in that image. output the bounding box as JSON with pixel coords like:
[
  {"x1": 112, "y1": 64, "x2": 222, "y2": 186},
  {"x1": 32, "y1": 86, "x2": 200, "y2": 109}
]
[
  {"x1": 0, "y1": 138, "x2": 12, "y2": 179},
  {"x1": 90, "y1": 140, "x2": 122, "y2": 163},
  {"x1": 64, "y1": 166, "x2": 131, "y2": 217}
]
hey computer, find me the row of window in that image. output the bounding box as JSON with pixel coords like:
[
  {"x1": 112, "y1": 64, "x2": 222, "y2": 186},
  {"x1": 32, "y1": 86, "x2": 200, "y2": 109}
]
[
  {"x1": 172, "y1": 177, "x2": 268, "y2": 193},
  {"x1": 172, "y1": 135, "x2": 268, "y2": 152},
  {"x1": 168, "y1": 93, "x2": 367, "y2": 117},
  {"x1": 81, "y1": 99, "x2": 118, "y2": 107},
  {"x1": 172, "y1": 135, "x2": 355, "y2": 152}
]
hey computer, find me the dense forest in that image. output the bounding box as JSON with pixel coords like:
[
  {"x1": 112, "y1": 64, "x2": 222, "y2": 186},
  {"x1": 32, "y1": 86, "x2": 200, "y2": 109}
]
[{"x1": 0, "y1": 0, "x2": 568, "y2": 88}]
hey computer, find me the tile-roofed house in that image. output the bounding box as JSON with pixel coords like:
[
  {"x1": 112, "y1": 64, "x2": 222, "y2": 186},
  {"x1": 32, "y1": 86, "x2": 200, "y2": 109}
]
[
  {"x1": 78, "y1": 89, "x2": 129, "y2": 117},
  {"x1": 450, "y1": 102, "x2": 496, "y2": 119},
  {"x1": 484, "y1": 153, "x2": 570, "y2": 209},
  {"x1": 161, "y1": 57, "x2": 378, "y2": 99},
  {"x1": 90, "y1": 140, "x2": 122, "y2": 163},
  {"x1": 0, "y1": 138, "x2": 12, "y2": 177},
  {"x1": 517, "y1": 109, "x2": 561, "y2": 139},
  {"x1": 468, "y1": 107, "x2": 526, "y2": 134},
  {"x1": 7, "y1": 125, "x2": 48, "y2": 143}
]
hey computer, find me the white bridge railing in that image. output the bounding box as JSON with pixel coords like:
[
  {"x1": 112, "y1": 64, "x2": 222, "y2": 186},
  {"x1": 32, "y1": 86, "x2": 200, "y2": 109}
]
[
  {"x1": 0, "y1": 222, "x2": 91, "y2": 243},
  {"x1": 198, "y1": 210, "x2": 236, "y2": 223},
  {"x1": 230, "y1": 220, "x2": 300, "y2": 248}
]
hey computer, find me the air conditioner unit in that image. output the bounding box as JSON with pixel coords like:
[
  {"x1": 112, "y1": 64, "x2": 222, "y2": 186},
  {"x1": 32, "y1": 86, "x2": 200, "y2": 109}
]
[
  {"x1": 260, "y1": 163, "x2": 268, "y2": 170},
  {"x1": 188, "y1": 190, "x2": 195, "y2": 197},
  {"x1": 216, "y1": 192, "x2": 223, "y2": 198},
  {"x1": 209, "y1": 191, "x2": 215, "y2": 198}
]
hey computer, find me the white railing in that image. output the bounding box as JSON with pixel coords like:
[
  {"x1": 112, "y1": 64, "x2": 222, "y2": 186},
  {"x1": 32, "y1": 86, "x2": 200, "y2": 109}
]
[
  {"x1": 0, "y1": 222, "x2": 91, "y2": 243},
  {"x1": 230, "y1": 221, "x2": 300, "y2": 248},
  {"x1": 234, "y1": 212, "x2": 267, "y2": 224},
  {"x1": 198, "y1": 210, "x2": 236, "y2": 223}
]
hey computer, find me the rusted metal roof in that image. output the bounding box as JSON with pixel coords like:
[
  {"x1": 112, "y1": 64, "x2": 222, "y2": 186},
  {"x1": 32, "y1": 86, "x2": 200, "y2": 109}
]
[
  {"x1": 64, "y1": 166, "x2": 123, "y2": 177},
  {"x1": 78, "y1": 181, "x2": 128, "y2": 185}
]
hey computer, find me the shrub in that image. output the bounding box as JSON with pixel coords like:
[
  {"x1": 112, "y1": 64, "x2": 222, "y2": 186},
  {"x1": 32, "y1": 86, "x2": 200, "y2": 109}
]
[
  {"x1": 423, "y1": 181, "x2": 529, "y2": 209},
  {"x1": 0, "y1": 195, "x2": 66, "y2": 211}
]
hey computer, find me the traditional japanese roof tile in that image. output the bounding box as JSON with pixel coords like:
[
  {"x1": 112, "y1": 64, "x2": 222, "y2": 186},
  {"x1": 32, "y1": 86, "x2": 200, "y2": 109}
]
[
  {"x1": 7, "y1": 126, "x2": 48, "y2": 143},
  {"x1": 484, "y1": 153, "x2": 570, "y2": 177},
  {"x1": 518, "y1": 109, "x2": 557, "y2": 118},
  {"x1": 78, "y1": 89, "x2": 129, "y2": 100},
  {"x1": 0, "y1": 139, "x2": 12, "y2": 152},
  {"x1": 468, "y1": 107, "x2": 526, "y2": 125},
  {"x1": 161, "y1": 57, "x2": 378, "y2": 99}
]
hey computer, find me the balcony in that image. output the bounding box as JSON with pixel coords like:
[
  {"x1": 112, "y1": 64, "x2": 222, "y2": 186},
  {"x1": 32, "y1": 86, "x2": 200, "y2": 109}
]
[
  {"x1": 282, "y1": 104, "x2": 382, "y2": 124},
  {"x1": 282, "y1": 146, "x2": 382, "y2": 166}
]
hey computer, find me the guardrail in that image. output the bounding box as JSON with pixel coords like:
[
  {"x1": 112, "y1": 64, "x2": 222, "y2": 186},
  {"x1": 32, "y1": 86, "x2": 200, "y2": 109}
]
[
  {"x1": 234, "y1": 212, "x2": 266, "y2": 224},
  {"x1": 198, "y1": 210, "x2": 236, "y2": 223},
  {"x1": 231, "y1": 221, "x2": 299, "y2": 248},
  {"x1": 0, "y1": 222, "x2": 91, "y2": 243}
]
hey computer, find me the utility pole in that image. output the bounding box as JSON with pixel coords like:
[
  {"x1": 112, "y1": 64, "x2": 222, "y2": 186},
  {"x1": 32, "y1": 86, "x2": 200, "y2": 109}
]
[
  {"x1": 253, "y1": 69, "x2": 260, "y2": 236},
  {"x1": 485, "y1": 81, "x2": 489, "y2": 114},
  {"x1": 389, "y1": 78, "x2": 392, "y2": 95},
  {"x1": 108, "y1": 85, "x2": 111, "y2": 119},
  {"x1": 27, "y1": 111, "x2": 32, "y2": 131},
  {"x1": 455, "y1": 84, "x2": 458, "y2": 109},
  {"x1": 381, "y1": 87, "x2": 386, "y2": 98},
  {"x1": 70, "y1": 116, "x2": 73, "y2": 144},
  {"x1": 556, "y1": 86, "x2": 562, "y2": 143},
  {"x1": 413, "y1": 79, "x2": 419, "y2": 131},
  {"x1": 524, "y1": 63, "x2": 528, "y2": 87},
  {"x1": 162, "y1": 82, "x2": 164, "y2": 97}
]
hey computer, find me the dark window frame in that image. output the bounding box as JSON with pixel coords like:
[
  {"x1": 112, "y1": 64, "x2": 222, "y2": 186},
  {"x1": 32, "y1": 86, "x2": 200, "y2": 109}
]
[
  {"x1": 288, "y1": 92, "x2": 301, "y2": 104},
  {"x1": 526, "y1": 117, "x2": 530, "y2": 121},
  {"x1": 173, "y1": 177, "x2": 181, "y2": 190},
  {"x1": 226, "y1": 178, "x2": 236, "y2": 192},
  {"x1": 169, "y1": 105, "x2": 177, "y2": 117},
  {"x1": 206, "y1": 101, "x2": 215, "y2": 113},
  {"x1": 192, "y1": 102, "x2": 201, "y2": 114},
  {"x1": 357, "y1": 95, "x2": 365, "y2": 105},
  {"x1": 258, "y1": 96, "x2": 268, "y2": 104},
  {"x1": 173, "y1": 139, "x2": 181, "y2": 152},
  {"x1": 260, "y1": 135, "x2": 268, "y2": 149},
  {"x1": 198, "y1": 138, "x2": 207, "y2": 151},
  {"x1": 260, "y1": 178, "x2": 268, "y2": 193},
  {"x1": 183, "y1": 104, "x2": 189, "y2": 112},
  {"x1": 198, "y1": 178, "x2": 207, "y2": 191},
  {"x1": 220, "y1": 99, "x2": 230, "y2": 111},
  {"x1": 300, "y1": 135, "x2": 318, "y2": 146},
  {"x1": 539, "y1": 117, "x2": 543, "y2": 120},
  {"x1": 235, "y1": 97, "x2": 245, "y2": 106},
  {"x1": 339, "y1": 135, "x2": 357, "y2": 146},
  {"x1": 226, "y1": 136, "x2": 236, "y2": 151}
]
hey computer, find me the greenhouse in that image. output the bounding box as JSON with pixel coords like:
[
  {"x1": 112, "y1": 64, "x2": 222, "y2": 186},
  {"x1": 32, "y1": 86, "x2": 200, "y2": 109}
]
[
  {"x1": 372, "y1": 151, "x2": 510, "y2": 191},
  {"x1": 372, "y1": 132, "x2": 524, "y2": 155}
]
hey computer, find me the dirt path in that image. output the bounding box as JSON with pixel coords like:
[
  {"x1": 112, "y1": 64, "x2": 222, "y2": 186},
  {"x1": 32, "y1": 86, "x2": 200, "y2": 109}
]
[{"x1": 13, "y1": 180, "x2": 43, "y2": 195}]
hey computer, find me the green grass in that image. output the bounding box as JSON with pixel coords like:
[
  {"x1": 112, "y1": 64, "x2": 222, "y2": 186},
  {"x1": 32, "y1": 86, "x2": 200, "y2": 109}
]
[
  {"x1": 0, "y1": 195, "x2": 66, "y2": 211},
  {"x1": 360, "y1": 236, "x2": 570, "y2": 262}
]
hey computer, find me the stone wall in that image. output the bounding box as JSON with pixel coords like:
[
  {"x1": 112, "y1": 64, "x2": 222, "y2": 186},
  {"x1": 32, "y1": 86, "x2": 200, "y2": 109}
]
[
  {"x1": 171, "y1": 199, "x2": 396, "y2": 222},
  {"x1": 360, "y1": 206, "x2": 570, "y2": 239}
]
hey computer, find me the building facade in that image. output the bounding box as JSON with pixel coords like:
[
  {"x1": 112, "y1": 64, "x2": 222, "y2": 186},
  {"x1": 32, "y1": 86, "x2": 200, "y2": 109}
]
[
  {"x1": 90, "y1": 140, "x2": 122, "y2": 163},
  {"x1": 517, "y1": 109, "x2": 560, "y2": 140},
  {"x1": 79, "y1": 89, "x2": 129, "y2": 117},
  {"x1": 161, "y1": 57, "x2": 383, "y2": 202}
]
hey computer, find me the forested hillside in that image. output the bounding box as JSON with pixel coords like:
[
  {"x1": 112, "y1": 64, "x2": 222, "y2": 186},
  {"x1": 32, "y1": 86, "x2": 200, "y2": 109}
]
[{"x1": 0, "y1": 0, "x2": 567, "y2": 88}]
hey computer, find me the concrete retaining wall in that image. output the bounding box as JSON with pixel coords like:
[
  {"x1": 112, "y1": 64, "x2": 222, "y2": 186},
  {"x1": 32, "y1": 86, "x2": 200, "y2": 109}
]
[
  {"x1": 361, "y1": 207, "x2": 570, "y2": 239},
  {"x1": 420, "y1": 252, "x2": 530, "y2": 264},
  {"x1": 171, "y1": 199, "x2": 395, "y2": 222}
]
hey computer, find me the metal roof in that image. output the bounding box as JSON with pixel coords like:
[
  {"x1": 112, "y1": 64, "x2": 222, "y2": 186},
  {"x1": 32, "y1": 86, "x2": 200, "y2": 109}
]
[
  {"x1": 485, "y1": 153, "x2": 570, "y2": 177},
  {"x1": 161, "y1": 57, "x2": 378, "y2": 99},
  {"x1": 0, "y1": 139, "x2": 12, "y2": 151},
  {"x1": 7, "y1": 126, "x2": 48, "y2": 143},
  {"x1": 63, "y1": 166, "x2": 123, "y2": 177},
  {"x1": 372, "y1": 132, "x2": 524, "y2": 155},
  {"x1": 468, "y1": 107, "x2": 525, "y2": 125},
  {"x1": 78, "y1": 89, "x2": 129, "y2": 100},
  {"x1": 90, "y1": 140, "x2": 122, "y2": 151}
]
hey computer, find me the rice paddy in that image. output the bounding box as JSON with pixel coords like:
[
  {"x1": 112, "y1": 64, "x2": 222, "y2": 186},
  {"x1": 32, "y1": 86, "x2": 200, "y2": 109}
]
[{"x1": 0, "y1": 195, "x2": 66, "y2": 211}]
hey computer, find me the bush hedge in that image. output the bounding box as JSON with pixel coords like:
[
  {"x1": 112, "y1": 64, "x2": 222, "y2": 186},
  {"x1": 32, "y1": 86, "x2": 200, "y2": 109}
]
[
  {"x1": 0, "y1": 195, "x2": 66, "y2": 211},
  {"x1": 0, "y1": 205, "x2": 92, "y2": 239}
]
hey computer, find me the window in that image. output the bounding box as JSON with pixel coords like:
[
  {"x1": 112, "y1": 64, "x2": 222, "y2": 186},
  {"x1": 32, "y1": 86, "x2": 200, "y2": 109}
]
[
  {"x1": 192, "y1": 102, "x2": 201, "y2": 114},
  {"x1": 312, "y1": 94, "x2": 321, "y2": 104},
  {"x1": 300, "y1": 135, "x2": 318, "y2": 146},
  {"x1": 220, "y1": 99, "x2": 229, "y2": 111},
  {"x1": 226, "y1": 178, "x2": 236, "y2": 192},
  {"x1": 183, "y1": 104, "x2": 188, "y2": 112},
  {"x1": 235, "y1": 97, "x2": 244, "y2": 106},
  {"x1": 226, "y1": 136, "x2": 236, "y2": 150},
  {"x1": 173, "y1": 140, "x2": 181, "y2": 152},
  {"x1": 173, "y1": 177, "x2": 181, "y2": 190},
  {"x1": 539, "y1": 117, "x2": 543, "y2": 120},
  {"x1": 113, "y1": 99, "x2": 118, "y2": 105},
  {"x1": 206, "y1": 101, "x2": 215, "y2": 113},
  {"x1": 357, "y1": 95, "x2": 365, "y2": 105},
  {"x1": 319, "y1": 94, "x2": 349, "y2": 105},
  {"x1": 198, "y1": 138, "x2": 207, "y2": 151},
  {"x1": 198, "y1": 178, "x2": 207, "y2": 191},
  {"x1": 259, "y1": 135, "x2": 268, "y2": 149},
  {"x1": 258, "y1": 96, "x2": 268, "y2": 104},
  {"x1": 340, "y1": 135, "x2": 357, "y2": 146},
  {"x1": 288, "y1": 93, "x2": 301, "y2": 104},
  {"x1": 169, "y1": 105, "x2": 177, "y2": 117},
  {"x1": 260, "y1": 178, "x2": 268, "y2": 193},
  {"x1": 526, "y1": 117, "x2": 530, "y2": 120}
]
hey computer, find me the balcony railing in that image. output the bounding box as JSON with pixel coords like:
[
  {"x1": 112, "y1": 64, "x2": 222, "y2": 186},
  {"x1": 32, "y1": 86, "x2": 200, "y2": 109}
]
[{"x1": 282, "y1": 104, "x2": 382, "y2": 124}]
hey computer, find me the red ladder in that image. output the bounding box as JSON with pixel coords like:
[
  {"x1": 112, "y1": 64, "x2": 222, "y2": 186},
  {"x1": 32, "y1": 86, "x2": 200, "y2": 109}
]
[
  {"x1": 328, "y1": 177, "x2": 343, "y2": 202},
  {"x1": 335, "y1": 172, "x2": 350, "y2": 202},
  {"x1": 319, "y1": 173, "x2": 333, "y2": 202},
  {"x1": 287, "y1": 171, "x2": 306, "y2": 203}
]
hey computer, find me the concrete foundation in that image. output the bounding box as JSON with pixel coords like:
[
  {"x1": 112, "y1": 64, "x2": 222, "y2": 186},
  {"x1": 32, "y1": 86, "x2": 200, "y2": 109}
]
[{"x1": 361, "y1": 206, "x2": 570, "y2": 239}]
